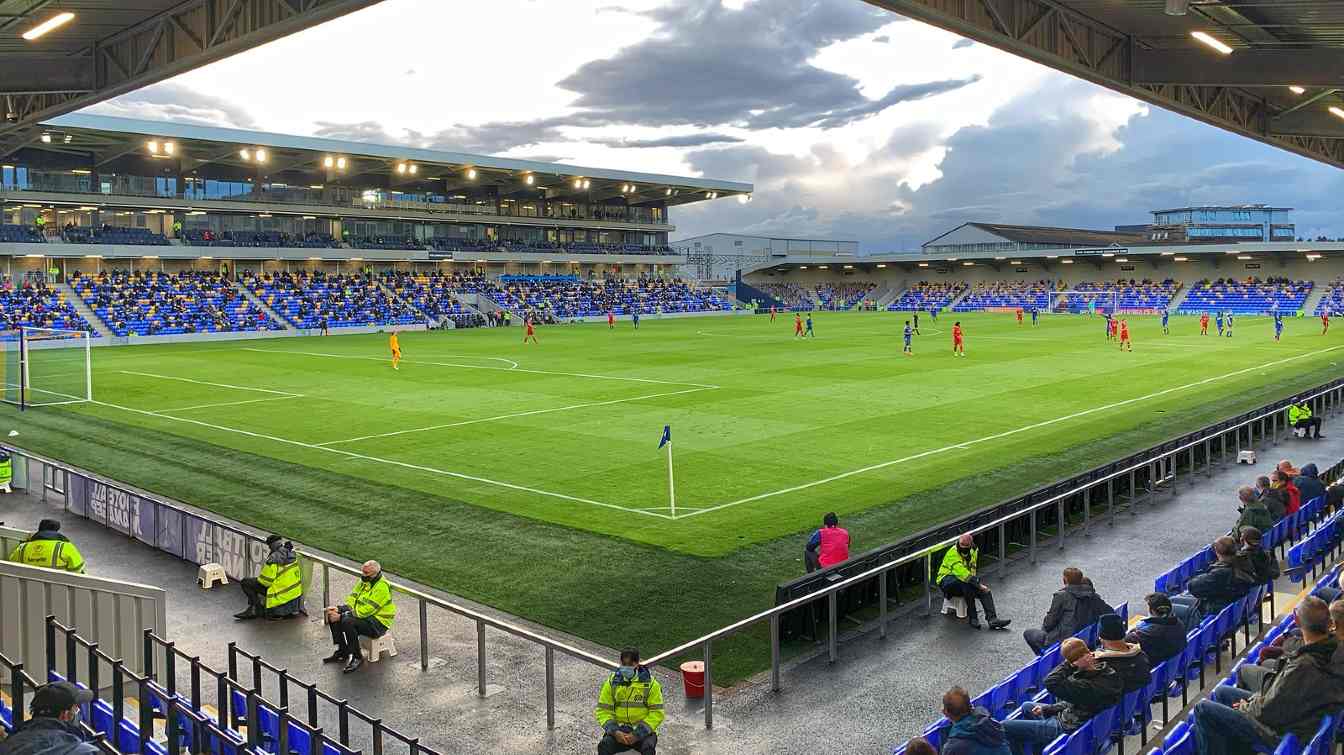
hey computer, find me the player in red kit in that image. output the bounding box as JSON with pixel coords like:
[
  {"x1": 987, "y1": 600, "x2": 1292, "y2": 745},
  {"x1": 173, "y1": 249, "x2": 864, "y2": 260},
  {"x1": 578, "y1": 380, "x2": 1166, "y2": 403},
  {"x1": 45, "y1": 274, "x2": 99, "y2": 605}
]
[
  {"x1": 1200, "y1": 312, "x2": 1209, "y2": 335},
  {"x1": 952, "y1": 321, "x2": 965, "y2": 357},
  {"x1": 1015, "y1": 307, "x2": 1023, "y2": 326},
  {"x1": 794, "y1": 312, "x2": 804, "y2": 338},
  {"x1": 1323, "y1": 310, "x2": 1331, "y2": 335},
  {"x1": 523, "y1": 317, "x2": 538, "y2": 344},
  {"x1": 770, "y1": 305, "x2": 777, "y2": 322},
  {"x1": 607, "y1": 310, "x2": 615, "y2": 329},
  {"x1": 1118, "y1": 319, "x2": 1132, "y2": 351}
]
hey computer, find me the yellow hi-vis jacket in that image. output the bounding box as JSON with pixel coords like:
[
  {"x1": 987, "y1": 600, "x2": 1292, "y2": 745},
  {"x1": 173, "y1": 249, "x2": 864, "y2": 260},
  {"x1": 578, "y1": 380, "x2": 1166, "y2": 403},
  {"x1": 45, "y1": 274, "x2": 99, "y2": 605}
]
[
  {"x1": 595, "y1": 668, "x2": 664, "y2": 738},
  {"x1": 0, "y1": 456, "x2": 11, "y2": 486},
  {"x1": 936, "y1": 545, "x2": 978, "y2": 585},
  {"x1": 8, "y1": 532, "x2": 85, "y2": 573},
  {"x1": 1289, "y1": 403, "x2": 1313, "y2": 425},
  {"x1": 257, "y1": 547, "x2": 304, "y2": 610},
  {"x1": 346, "y1": 574, "x2": 396, "y2": 628}
]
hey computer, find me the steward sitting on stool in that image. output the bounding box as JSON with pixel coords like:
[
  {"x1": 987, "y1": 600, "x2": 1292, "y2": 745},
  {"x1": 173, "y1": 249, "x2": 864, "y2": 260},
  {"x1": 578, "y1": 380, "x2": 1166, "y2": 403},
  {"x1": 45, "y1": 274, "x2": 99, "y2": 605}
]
[
  {"x1": 937, "y1": 533, "x2": 1010, "y2": 631},
  {"x1": 323, "y1": 560, "x2": 396, "y2": 673},
  {"x1": 1288, "y1": 400, "x2": 1324, "y2": 440},
  {"x1": 235, "y1": 534, "x2": 304, "y2": 621},
  {"x1": 595, "y1": 647, "x2": 664, "y2": 755}
]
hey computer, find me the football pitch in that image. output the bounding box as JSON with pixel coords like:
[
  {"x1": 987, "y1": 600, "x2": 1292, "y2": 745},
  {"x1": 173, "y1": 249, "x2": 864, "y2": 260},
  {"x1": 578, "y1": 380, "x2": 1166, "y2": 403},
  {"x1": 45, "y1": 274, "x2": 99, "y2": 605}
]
[{"x1": 8, "y1": 310, "x2": 1343, "y2": 676}]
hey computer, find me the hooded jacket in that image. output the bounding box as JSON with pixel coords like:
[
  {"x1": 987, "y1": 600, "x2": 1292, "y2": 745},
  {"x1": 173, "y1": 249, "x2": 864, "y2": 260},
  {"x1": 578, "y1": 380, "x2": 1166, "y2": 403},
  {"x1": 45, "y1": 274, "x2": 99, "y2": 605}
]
[
  {"x1": 1238, "y1": 544, "x2": 1281, "y2": 584},
  {"x1": 942, "y1": 707, "x2": 1011, "y2": 755},
  {"x1": 1242, "y1": 636, "x2": 1344, "y2": 743},
  {"x1": 0, "y1": 717, "x2": 100, "y2": 755},
  {"x1": 1040, "y1": 658, "x2": 1124, "y2": 732},
  {"x1": 1260, "y1": 487, "x2": 1289, "y2": 522},
  {"x1": 1093, "y1": 643, "x2": 1152, "y2": 693},
  {"x1": 1187, "y1": 560, "x2": 1254, "y2": 617},
  {"x1": 1038, "y1": 582, "x2": 1112, "y2": 646},
  {"x1": 1235, "y1": 501, "x2": 1274, "y2": 536},
  {"x1": 1294, "y1": 465, "x2": 1325, "y2": 508},
  {"x1": 1125, "y1": 614, "x2": 1188, "y2": 667}
]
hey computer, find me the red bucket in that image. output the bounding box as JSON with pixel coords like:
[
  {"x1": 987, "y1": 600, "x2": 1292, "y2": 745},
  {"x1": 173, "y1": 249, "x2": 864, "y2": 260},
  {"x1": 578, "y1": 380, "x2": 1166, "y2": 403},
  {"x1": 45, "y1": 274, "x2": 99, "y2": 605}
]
[{"x1": 680, "y1": 661, "x2": 705, "y2": 699}]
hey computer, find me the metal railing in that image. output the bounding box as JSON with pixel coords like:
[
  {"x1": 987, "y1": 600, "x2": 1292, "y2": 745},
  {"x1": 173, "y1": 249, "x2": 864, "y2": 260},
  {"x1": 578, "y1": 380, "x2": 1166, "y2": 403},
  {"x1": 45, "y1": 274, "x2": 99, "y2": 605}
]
[
  {"x1": 0, "y1": 646, "x2": 119, "y2": 754},
  {"x1": 6, "y1": 378, "x2": 1343, "y2": 731}
]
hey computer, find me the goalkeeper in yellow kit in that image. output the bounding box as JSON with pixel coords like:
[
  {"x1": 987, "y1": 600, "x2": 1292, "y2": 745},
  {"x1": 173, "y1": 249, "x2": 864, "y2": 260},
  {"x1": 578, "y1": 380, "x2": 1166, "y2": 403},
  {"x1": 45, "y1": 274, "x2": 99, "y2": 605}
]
[{"x1": 389, "y1": 331, "x2": 402, "y2": 370}]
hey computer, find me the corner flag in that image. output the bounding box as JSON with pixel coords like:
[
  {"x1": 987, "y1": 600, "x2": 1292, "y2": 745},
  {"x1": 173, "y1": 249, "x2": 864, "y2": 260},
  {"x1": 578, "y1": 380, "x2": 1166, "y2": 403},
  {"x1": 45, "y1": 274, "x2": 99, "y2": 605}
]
[
  {"x1": 658, "y1": 425, "x2": 671, "y2": 449},
  {"x1": 659, "y1": 425, "x2": 675, "y2": 516}
]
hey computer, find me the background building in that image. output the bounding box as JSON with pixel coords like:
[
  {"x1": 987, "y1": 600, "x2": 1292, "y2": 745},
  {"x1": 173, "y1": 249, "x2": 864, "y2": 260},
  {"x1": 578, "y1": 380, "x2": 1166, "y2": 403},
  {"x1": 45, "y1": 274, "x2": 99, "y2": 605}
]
[
  {"x1": 1145, "y1": 205, "x2": 1295, "y2": 243},
  {"x1": 921, "y1": 222, "x2": 1143, "y2": 257}
]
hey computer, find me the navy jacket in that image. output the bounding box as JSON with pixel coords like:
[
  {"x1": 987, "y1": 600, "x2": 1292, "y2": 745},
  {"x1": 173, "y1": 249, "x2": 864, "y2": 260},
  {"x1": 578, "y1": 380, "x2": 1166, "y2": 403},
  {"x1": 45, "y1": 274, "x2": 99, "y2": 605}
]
[
  {"x1": 1187, "y1": 560, "x2": 1254, "y2": 617},
  {"x1": 942, "y1": 708, "x2": 1011, "y2": 755},
  {"x1": 0, "y1": 718, "x2": 100, "y2": 755},
  {"x1": 1295, "y1": 464, "x2": 1325, "y2": 507},
  {"x1": 1126, "y1": 614, "x2": 1188, "y2": 666}
]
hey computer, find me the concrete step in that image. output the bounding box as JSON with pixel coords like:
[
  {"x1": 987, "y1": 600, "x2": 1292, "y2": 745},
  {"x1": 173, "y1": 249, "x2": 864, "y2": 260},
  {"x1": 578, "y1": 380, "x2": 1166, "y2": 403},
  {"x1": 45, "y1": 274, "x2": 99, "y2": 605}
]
[
  {"x1": 233, "y1": 279, "x2": 294, "y2": 330},
  {"x1": 1167, "y1": 283, "x2": 1192, "y2": 312},
  {"x1": 1302, "y1": 284, "x2": 1330, "y2": 317},
  {"x1": 57, "y1": 281, "x2": 114, "y2": 337}
]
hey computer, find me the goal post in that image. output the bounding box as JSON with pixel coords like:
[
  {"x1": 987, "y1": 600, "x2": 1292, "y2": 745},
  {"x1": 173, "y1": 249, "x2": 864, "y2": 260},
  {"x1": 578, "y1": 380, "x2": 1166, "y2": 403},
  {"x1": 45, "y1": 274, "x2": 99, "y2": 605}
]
[
  {"x1": 1049, "y1": 290, "x2": 1120, "y2": 315},
  {"x1": 0, "y1": 327, "x2": 93, "y2": 410}
]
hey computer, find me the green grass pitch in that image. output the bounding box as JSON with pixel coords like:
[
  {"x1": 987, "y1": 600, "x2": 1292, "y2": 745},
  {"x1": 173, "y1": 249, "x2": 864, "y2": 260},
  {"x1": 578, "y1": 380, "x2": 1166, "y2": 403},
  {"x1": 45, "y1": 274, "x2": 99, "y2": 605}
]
[{"x1": 7, "y1": 311, "x2": 1342, "y2": 679}]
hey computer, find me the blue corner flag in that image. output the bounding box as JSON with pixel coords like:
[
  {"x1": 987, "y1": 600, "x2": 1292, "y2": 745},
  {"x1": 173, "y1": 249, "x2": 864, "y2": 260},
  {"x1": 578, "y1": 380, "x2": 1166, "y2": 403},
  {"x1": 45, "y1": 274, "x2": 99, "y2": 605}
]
[{"x1": 658, "y1": 425, "x2": 672, "y2": 449}]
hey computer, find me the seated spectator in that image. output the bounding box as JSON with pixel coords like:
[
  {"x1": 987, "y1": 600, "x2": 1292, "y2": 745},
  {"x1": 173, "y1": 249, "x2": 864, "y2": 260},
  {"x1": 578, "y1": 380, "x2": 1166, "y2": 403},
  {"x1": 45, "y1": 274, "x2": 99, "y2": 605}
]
[
  {"x1": 1125, "y1": 593, "x2": 1188, "y2": 667},
  {"x1": 1288, "y1": 400, "x2": 1324, "y2": 440},
  {"x1": 1256, "y1": 475, "x2": 1287, "y2": 521},
  {"x1": 1239, "y1": 599, "x2": 1344, "y2": 690},
  {"x1": 1271, "y1": 469, "x2": 1301, "y2": 515},
  {"x1": 1325, "y1": 475, "x2": 1344, "y2": 512},
  {"x1": 1193, "y1": 597, "x2": 1344, "y2": 755},
  {"x1": 1234, "y1": 485, "x2": 1272, "y2": 536},
  {"x1": 1002, "y1": 638, "x2": 1124, "y2": 755},
  {"x1": 595, "y1": 647, "x2": 663, "y2": 755},
  {"x1": 936, "y1": 534, "x2": 1010, "y2": 631},
  {"x1": 1237, "y1": 527, "x2": 1279, "y2": 584},
  {"x1": 804, "y1": 512, "x2": 850, "y2": 572},
  {"x1": 941, "y1": 686, "x2": 1011, "y2": 755},
  {"x1": 6, "y1": 519, "x2": 85, "y2": 573},
  {"x1": 235, "y1": 534, "x2": 304, "y2": 621},
  {"x1": 1092, "y1": 614, "x2": 1150, "y2": 693},
  {"x1": 904, "y1": 738, "x2": 938, "y2": 755},
  {"x1": 1170, "y1": 536, "x2": 1254, "y2": 629},
  {"x1": 1294, "y1": 463, "x2": 1325, "y2": 505},
  {"x1": 323, "y1": 560, "x2": 396, "y2": 673},
  {"x1": 1023, "y1": 568, "x2": 1111, "y2": 655},
  {"x1": 0, "y1": 681, "x2": 99, "y2": 755}
]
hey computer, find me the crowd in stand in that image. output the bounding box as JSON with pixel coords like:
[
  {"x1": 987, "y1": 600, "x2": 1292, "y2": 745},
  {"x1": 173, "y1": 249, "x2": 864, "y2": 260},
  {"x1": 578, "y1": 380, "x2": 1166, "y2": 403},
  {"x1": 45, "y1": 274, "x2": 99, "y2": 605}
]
[
  {"x1": 457, "y1": 273, "x2": 731, "y2": 320},
  {"x1": 953, "y1": 280, "x2": 1054, "y2": 312},
  {"x1": 70, "y1": 270, "x2": 279, "y2": 336},
  {"x1": 0, "y1": 279, "x2": 91, "y2": 332},
  {"x1": 381, "y1": 271, "x2": 483, "y2": 328},
  {"x1": 1179, "y1": 277, "x2": 1314, "y2": 315},
  {"x1": 181, "y1": 229, "x2": 339, "y2": 248},
  {"x1": 60, "y1": 224, "x2": 169, "y2": 246},
  {"x1": 1059, "y1": 279, "x2": 1182, "y2": 312},
  {"x1": 244, "y1": 271, "x2": 422, "y2": 329},
  {"x1": 1315, "y1": 278, "x2": 1344, "y2": 317},
  {"x1": 815, "y1": 282, "x2": 877, "y2": 309},
  {"x1": 756, "y1": 282, "x2": 815, "y2": 310},
  {"x1": 890, "y1": 282, "x2": 968, "y2": 312}
]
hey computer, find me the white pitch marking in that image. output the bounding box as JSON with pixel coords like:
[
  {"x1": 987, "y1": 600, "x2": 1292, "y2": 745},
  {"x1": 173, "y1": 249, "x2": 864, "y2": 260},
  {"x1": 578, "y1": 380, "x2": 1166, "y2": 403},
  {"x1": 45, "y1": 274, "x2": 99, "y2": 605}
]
[
  {"x1": 169, "y1": 396, "x2": 304, "y2": 412},
  {"x1": 241, "y1": 348, "x2": 717, "y2": 389},
  {"x1": 316, "y1": 386, "x2": 714, "y2": 446},
  {"x1": 86, "y1": 399, "x2": 674, "y2": 520},
  {"x1": 119, "y1": 370, "x2": 302, "y2": 397},
  {"x1": 676, "y1": 343, "x2": 1344, "y2": 520}
]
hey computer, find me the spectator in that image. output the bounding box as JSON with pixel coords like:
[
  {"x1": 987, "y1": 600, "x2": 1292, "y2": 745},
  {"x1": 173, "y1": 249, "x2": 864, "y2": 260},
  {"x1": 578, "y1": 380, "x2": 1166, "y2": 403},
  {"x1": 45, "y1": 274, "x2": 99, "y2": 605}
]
[
  {"x1": 1293, "y1": 463, "x2": 1325, "y2": 506},
  {"x1": 1234, "y1": 486, "x2": 1272, "y2": 536},
  {"x1": 1288, "y1": 400, "x2": 1323, "y2": 440},
  {"x1": 0, "y1": 450, "x2": 10, "y2": 493},
  {"x1": 0, "y1": 681, "x2": 98, "y2": 755},
  {"x1": 234, "y1": 534, "x2": 304, "y2": 621},
  {"x1": 323, "y1": 560, "x2": 396, "y2": 673},
  {"x1": 1237, "y1": 527, "x2": 1280, "y2": 584},
  {"x1": 1002, "y1": 638, "x2": 1124, "y2": 755},
  {"x1": 941, "y1": 686, "x2": 1011, "y2": 755},
  {"x1": 1325, "y1": 475, "x2": 1344, "y2": 512},
  {"x1": 6, "y1": 519, "x2": 85, "y2": 573},
  {"x1": 1238, "y1": 599, "x2": 1344, "y2": 691},
  {"x1": 595, "y1": 647, "x2": 663, "y2": 755},
  {"x1": 1125, "y1": 593, "x2": 1188, "y2": 667},
  {"x1": 1256, "y1": 475, "x2": 1288, "y2": 522},
  {"x1": 1271, "y1": 470, "x2": 1301, "y2": 515},
  {"x1": 1093, "y1": 614, "x2": 1150, "y2": 693},
  {"x1": 936, "y1": 534, "x2": 1010, "y2": 631},
  {"x1": 904, "y1": 739, "x2": 937, "y2": 755},
  {"x1": 1193, "y1": 597, "x2": 1344, "y2": 755},
  {"x1": 804, "y1": 512, "x2": 850, "y2": 572},
  {"x1": 1170, "y1": 536, "x2": 1254, "y2": 629},
  {"x1": 1023, "y1": 568, "x2": 1111, "y2": 655}
]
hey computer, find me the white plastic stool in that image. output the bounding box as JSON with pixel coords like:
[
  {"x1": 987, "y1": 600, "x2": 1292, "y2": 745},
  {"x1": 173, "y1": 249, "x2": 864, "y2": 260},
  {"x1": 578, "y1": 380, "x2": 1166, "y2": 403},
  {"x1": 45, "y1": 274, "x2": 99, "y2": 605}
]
[
  {"x1": 941, "y1": 596, "x2": 968, "y2": 619},
  {"x1": 1294, "y1": 427, "x2": 1308, "y2": 439},
  {"x1": 1238, "y1": 450, "x2": 1257, "y2": 465},
  {"x1": 359, "y1": 634, "x2": 398, "y2": 663},
  {"x1": 197, "y1": 563, "x2": 228, "y2": 589}
]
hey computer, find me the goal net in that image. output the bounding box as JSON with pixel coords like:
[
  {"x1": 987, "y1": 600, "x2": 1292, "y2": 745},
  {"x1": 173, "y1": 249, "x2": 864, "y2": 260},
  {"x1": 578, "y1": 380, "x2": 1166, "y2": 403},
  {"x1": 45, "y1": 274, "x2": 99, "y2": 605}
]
[
  {"x1": 1049, "y1": 290, "x2": 1120, "y2": 315},
  {"x1": 1, "y1": 327, "x2": 93, "y2": 410}
]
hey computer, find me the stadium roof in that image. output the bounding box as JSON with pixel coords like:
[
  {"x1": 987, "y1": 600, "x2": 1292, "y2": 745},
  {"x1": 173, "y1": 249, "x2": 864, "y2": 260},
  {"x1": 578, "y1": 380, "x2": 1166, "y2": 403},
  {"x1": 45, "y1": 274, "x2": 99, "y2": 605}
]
[
  {"x1": 924, "y1": 222, "x2": 1145, "y2": 249},
  {"x1": 866, "y1": 0, "x2": 1344, "y2": 169},
  {"x1": 1152, "y1": 205, "x2": 1294, "y2": 214},
  {"x1": 0, "y1": 0, "x2": 385, "y2": 146},
  {"x1": 29, "y1": 113, "x2": 752, "y2": 205}
]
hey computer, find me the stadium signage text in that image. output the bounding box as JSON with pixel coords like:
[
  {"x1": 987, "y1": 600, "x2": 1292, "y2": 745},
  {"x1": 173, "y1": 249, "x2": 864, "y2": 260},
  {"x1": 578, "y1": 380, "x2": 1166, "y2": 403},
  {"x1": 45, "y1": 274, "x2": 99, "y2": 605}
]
[
  {"x1": 1073, "y1": 247, "x2": 1127, "y2": 257},
  {"x1": 428, "y1": 250, "x2": 455, "y2": 260}
]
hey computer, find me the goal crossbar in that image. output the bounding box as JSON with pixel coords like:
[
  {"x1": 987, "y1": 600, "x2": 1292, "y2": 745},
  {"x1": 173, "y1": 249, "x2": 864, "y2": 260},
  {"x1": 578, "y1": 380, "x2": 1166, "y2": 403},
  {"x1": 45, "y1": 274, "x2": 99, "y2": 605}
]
[{"x1": 2, "y1": 327, "x2": 94, "y2": 410}]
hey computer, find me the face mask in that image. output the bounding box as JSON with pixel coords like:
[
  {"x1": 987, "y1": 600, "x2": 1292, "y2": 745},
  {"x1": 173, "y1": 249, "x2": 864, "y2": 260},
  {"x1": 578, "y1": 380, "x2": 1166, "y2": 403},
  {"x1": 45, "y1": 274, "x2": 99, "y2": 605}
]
[
  {"x1": 362, "y1": 573, "x2": 376, "y2": 583},
  {"x1": 617, "y1": 665, "x2": 637, "y2": 681}
]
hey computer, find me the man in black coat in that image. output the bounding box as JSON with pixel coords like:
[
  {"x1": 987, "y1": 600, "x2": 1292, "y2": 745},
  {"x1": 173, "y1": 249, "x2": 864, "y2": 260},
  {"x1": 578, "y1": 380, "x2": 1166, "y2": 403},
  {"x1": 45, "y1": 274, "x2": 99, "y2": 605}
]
[
  {"x1": 1002, "y1": 638, "x2": 1124, "y2": 755},
  {"x1": 1125, "y1": 593, "x2": 1188, "y2": 668},
  {"x1": 1093, "y1": 613, "x2": 1151, "y2": 693},
  {"x1": 1237, "y1": 527, "x2": 1280, "y2": 585},
  {"x1": 1170, "y1": 536, "x2": 1255, "y2": 629},
  {"x1": 1023, "y1": 567, "x2": 1112, "y2": 655}
]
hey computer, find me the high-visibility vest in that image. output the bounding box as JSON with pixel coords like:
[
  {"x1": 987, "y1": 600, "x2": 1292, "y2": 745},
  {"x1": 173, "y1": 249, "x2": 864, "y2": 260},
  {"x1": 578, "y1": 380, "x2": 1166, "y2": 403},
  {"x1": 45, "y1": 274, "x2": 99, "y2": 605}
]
[
  {"x1": 8, "y1": 534, "x2": 85, "y2": 573},
  {"x1": 346, "y1": 575, "x2": 396, "y2": 628},
  {"x1": 257, "y1": 554, "x2": 304, "y2": 610},
  {"x1": 936, "y1": 546, "x2": 977, "y2": 584},
  {"x1": 0, "y1": 456, "x2": 11, "y2": 486},
  {"x1": 595, "y1": 670, "x2": 664, "y2": 735}
]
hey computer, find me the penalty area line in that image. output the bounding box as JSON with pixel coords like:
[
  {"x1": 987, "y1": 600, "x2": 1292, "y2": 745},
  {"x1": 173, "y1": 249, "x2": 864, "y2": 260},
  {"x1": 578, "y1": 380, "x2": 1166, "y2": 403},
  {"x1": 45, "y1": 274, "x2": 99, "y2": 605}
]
[
  {"x1": 120, "y1": 370, "x2": 303, "y2": 397},
  {"x1": 87, "y1": 399, "x2": 673, "y2": 520},
  {"x1": 676, "y1": 342, "x2": 1344, "y2": 521}
]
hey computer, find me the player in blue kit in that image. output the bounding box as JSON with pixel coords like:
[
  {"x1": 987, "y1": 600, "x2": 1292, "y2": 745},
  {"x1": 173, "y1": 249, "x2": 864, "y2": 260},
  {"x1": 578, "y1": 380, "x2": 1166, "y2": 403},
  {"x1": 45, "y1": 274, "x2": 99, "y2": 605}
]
[
  {"x1": 903, "y1": 321, "x2": 914, "y2": 356},
  {"x1": 1030, "y1": 306, "x2": 1039, "y2": 326},
  {"x1": 1216, "y1": 311, "x2": 1224, "y2": 336},
  {"x1": 1274, "y1": 313, "x2": 1285, "y2": 342},
  {"x1": 1161, "y1": 307, "x2": 1170, "y2": 335},
  {"x1": 1225, "y1": 312, "x2": 1234, "y2": 338}
]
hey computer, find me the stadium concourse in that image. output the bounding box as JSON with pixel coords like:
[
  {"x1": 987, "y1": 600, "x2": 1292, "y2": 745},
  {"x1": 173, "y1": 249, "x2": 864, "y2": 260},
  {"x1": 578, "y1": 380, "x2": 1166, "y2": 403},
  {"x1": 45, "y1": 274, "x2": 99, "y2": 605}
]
[{"x1": 5, "y1": 431, "x2": 1343, "y2": 753}]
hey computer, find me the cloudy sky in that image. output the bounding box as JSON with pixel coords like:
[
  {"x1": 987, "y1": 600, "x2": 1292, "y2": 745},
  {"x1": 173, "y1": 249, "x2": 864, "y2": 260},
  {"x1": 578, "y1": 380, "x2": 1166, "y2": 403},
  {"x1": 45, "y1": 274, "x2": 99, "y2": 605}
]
[{"x1": 86, "y1": 0, "x2": 1344, "y2": 250}]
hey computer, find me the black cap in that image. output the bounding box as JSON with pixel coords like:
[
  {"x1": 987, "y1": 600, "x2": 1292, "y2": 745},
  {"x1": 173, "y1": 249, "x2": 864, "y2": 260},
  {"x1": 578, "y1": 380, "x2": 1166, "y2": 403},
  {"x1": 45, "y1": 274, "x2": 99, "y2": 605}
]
[
  {"x1": 30, "y1": 681, "x2": 93, "y2": 716},
  {"x1": 1098, "y1": 613, "x2": 1127, "y2": 641},
  {"x1": 265, "y1": 534, "x2": 283, "y2": 546},
  {"x1": 37, "y1": 519, "x2": 60, "y2": 533}
]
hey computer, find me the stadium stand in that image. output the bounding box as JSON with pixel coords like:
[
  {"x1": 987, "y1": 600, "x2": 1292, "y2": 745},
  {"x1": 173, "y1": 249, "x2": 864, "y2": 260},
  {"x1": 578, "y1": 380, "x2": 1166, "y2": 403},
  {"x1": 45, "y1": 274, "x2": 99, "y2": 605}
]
[
  {"x1": 888, "y1": 282, "x2": 967, "y2": 312},
  {"x1": 382, "y1": 271, "x2": 483, "y2": 328},
  {"x1": 70, "y1": 270, "x2": 281, "y2": 336},
  {"x1": 181, "y1": 229, "x2": 340, "y2": 248},
  {"x1": 61, "y1": 225, "x2": 169, "y2": 246},
  {"x1": 351, "y1": 235, "x2": 426, "y2": 251},
  {"x1": 815, "y1": 282, "x2": 877, "y2": 309},
  {"x1": 1177, "y1": 277, "x2": 1314, "y2": 315},
  {"x1": 756, "y1": 282, "x2": 814, "y2": 310},
  {"x1": 1056, "y1": 279, "x2": 1182, "y2": 313},
  {"x1": 243, "y1": 271, "x2": 422, "y2": 329},
  {"x1": 0, "y1": 223, "x2": 45, "y2": 243},
  {"x1": 458, "y1": 274, "x2": 733, "y2": 319},
  {"x1": 952, "y1": 280, "x2": 1054, "y2": 312},
  {"x1": 1314, "y1": 278, "x2": 1344, "y2": 316},
  {"x1": 0, "y1": 282, "x2": 93, "y2": 332}
]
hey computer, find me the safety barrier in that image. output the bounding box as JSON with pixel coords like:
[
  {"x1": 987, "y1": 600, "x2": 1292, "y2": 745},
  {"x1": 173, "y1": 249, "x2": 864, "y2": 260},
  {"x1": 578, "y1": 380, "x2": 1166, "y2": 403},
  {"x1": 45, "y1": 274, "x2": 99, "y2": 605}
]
[
  {"x1": 0, "y1": 647, "x2": 119, "y2": 753},
  {"x1": 5, "y1": 377, "x2": 1344, "y2": 731}
]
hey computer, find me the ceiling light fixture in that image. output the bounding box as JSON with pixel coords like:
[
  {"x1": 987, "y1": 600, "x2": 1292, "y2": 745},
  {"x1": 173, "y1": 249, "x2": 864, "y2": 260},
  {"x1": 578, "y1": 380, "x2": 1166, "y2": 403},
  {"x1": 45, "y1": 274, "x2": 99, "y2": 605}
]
[
  {"x1": 1330, "y1": 106, "x2": 1344, "y2": 120},
  {"x1": 1191, "y1": 31, "x2": 1233, "y2": 55},
  {"x1": 22, "y1": 11, "x2": 75, "y2": 40},
  {"x1": 1289, "y1": 85, "x2": 1306, "y2": 95}
]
